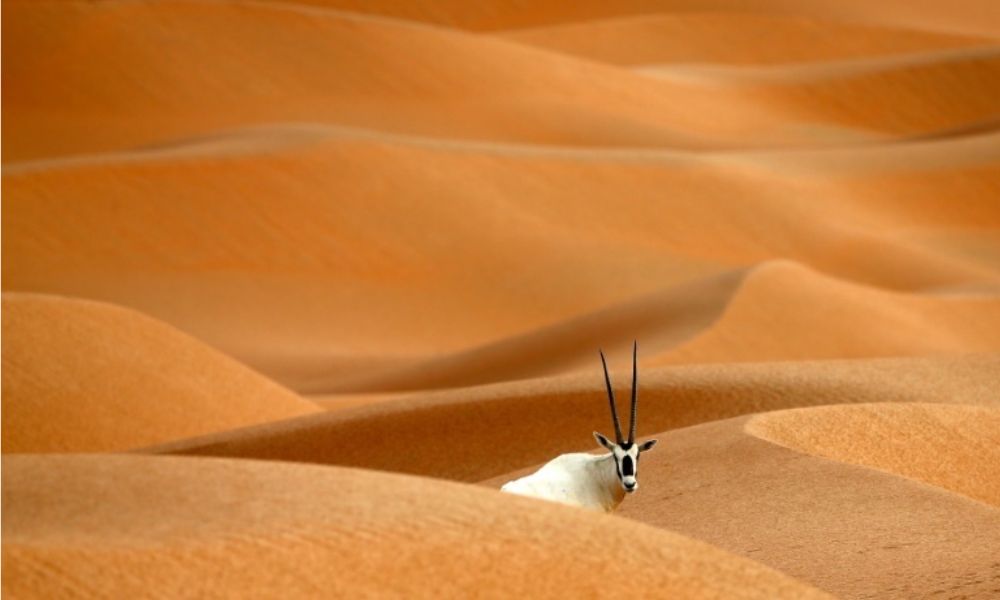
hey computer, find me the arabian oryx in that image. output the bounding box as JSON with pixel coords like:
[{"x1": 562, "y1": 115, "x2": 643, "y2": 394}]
[{"x1": 501, "y1": 342, "x2": 657, "y2": 512}]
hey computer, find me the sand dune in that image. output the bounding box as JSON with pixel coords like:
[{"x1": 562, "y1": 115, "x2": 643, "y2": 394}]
[
  {"x1": 729, "y1": 125, "x2": 1000, "y2": 174},
  {"x1": 6, "y1": 126, "x2": 998, "y2": 390},
  {"x1": 149, "y1": 355, "x2": 1000, "y2": 482},
  {"x1": 4, "y1": 0, "x2": 1000, "y2": 596},
  {"x1": 641, "y1": 46, "x2": 1000, "y2": 137},
  {"x1": 637, "y1": 46, "x2": 1000, "y2": 83},
  {"x1": 1, "y1": 294, "x2": 318, "y2": 453},
  {"x1": 308, "y1": 391, "x2": 411, "y2": 411},
  {"x1": 747, "y1": 403, "x2": 1000, "y2": 505},
  {"x1": 2, "y1": 454, "x2": 831, "y2": 599},
  {"x1": 656, "y1": 260, "x2": 1000, "y2": 366},
  {"x1": 296, "y1": 260, "x2": 1000, "y2": 392},
  {"x1": 264, "y1": 0, "x2": 1000, "y2": 37},
  {"x1": 295, "y1": 268, "x2": 746, "y2": 392},
  {"x1": 503, "y1": 12, "x2": 993, "y2": 66},
  {"x1": 484, "y1": 408, "x2": 1000, "y2": 599},
  {"x1": 3, "y1": 0, "x2": 846, "y2": 163}
]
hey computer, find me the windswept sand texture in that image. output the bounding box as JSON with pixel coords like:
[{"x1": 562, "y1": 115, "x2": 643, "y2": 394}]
[
  {"x1": 3, "y1": 0, "x2": 1000, "y2": 597},
  {"x1": 747, "y1": 402, "x2": 1000, "y2": 506},
  {"x1": 504, "y1": 13, "x2": 995, "y2": 66},
  {"x1": 1, "y1": 294, "x2": 319, "y2": 453},
  {"x1": 263, "y1": 1, "x2": 1000, "y2": 37},
  {"x1": 151, "y1": 355, "x2": 1000, "y2": 482},
  {"x1": 2, "y1": 454, "x2": 832, "y2": 599}
]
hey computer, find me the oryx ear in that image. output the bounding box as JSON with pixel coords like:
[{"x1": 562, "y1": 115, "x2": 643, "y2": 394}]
[
  {"x1": 593, "y1": 431, "x2": 615, "y2": 450},
  {"x1": 639, "y1": 439, "x2": 658, "y2": 452}
]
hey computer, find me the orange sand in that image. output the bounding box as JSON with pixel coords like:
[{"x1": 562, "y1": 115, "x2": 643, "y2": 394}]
[
  {"x1": 610, "y1": 410, "x2": 1000, "y2": 599},
  {"x1": 3, "y1": 0, "x2": 999, "y2": 597},
  {"x1": 3, "y1": 0, "x2": 826, "y2": 163},
  {"x1": 257, "y1": 1, "x2": 1000, "y2": 37},
  {"x1": 747, "y1": 402, "x2": 1000, "y2": 505},
  {"x1": 1, "y1": 294, "x2": 318, "y2": 453},
  {"x1": 503, "y1": 13, "x2": 994, "y2": 66},
  {"x1": 151, "y1": 355, "x2": 1000, "y2": 483},
  {"x1": 2, "y1": 454, "x2": 831, "y2": 599},
  {"x1": 481, "y1": 402, "x2": 1000, "y2": 598},
  {"x1": 5, "y1": 135, "x2": 999, "y2": 389}
]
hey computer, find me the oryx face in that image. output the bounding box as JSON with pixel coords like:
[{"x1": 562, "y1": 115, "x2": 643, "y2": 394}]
[
  {"x1": 594, "y1": 342, "x2": 658, "y2": 493},
  {"x1": 594, "y1": 434, "x2": 657, "y2": 492}
]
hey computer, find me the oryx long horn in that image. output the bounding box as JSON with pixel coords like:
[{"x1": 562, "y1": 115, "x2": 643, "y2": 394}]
[
  {"x1": 628, "y1": 341, "x2": 638, "y2": 444},
  {"x1": 599, "y1": 350, "x2": 624, "y2": 444}
]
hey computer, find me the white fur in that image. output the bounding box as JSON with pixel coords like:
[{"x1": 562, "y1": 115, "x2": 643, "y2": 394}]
[
  {"x1": 501, "y1": 451, "x2": 626, "y2": 513},
  {"x1": 505, "y1": 343, "x2": 655, "y2": 512}
]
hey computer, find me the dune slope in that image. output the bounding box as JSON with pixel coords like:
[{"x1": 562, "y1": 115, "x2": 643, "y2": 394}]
[
  {"x1": 485, "y1": 408, "x2": 1000, "y2": 599},
  {"x1": 656, "y1": 260, "x2": 1000, "y2": 366},
  {"x1": 260, "y1": 0, "x2": 1000, "y2": 38},
  {"x1": 640, "y1": 46, "x2": 1000, "y2": 138},
  {"x1": 1, "y1": 294, "x2": 318, "y2": 453},
  {"x1": 2, "y1": 0, "x2": 835, "y2": 163},
  {"x1": 307, "y1": 260, "x2": 1000, "y2": 391},
  {"x1": 503, "y1": 13, "x2": 993, "y2": 66},
  {"x1": 300, "y1": 268, "x2": 747, "y2": 393},
  {"x1": 149, "y1": 355, "x2": 1000, "y2": 482},
  {"x1": 6, "y1": 127, "x2": 999, "y2": 391},
  {"x1": 1, "y1": 454, "x2": 831, "y2": 599},
  {"x1": 747, "y1": 403, "x2": 1000, "y2": 505}
]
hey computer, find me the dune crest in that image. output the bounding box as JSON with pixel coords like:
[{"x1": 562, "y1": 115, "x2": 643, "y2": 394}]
[
  {"x1": 588, "y1": 412, "x2": 1000, "y2": 599},
  {"x1": 1, "y1": 294, "x2": 319, "y2": 453},
  {"x1": 640, "y1": 46, "x2": 1000, "y2": 137},
  {"x1": 3, "y1": 0, "x2": 838, "y2": 163},
  {"x1": 2, "y1": 454, "x2": 832, "y2": 599},
  {"x1": 503, "y1": 12, "x2": 993, "y2": 66},
  {"x1": 256, "y1": 0, "x2": 1000, "y2": 37},
  {"x1": 483, "y1": 406, "x2": 1000, "y2": 598},
  {"x1": 746, "y1": 402, "x2": 1000, "y2": 505},
  {"x1": 149, "y1": 355, "x2": 1000, "y2": 483},
  {"x1": 296, "y1": 259, "x2": 1000, "y2": 392},
  {"x1": 655, "y1": 260, "x2": 1000, "y2": 366},
  {"x1": 6, "y1": 124, "x2": 998, "y2": 392},
  {"x1": 299, "y1": 268, "x2": 746, "y2": 393}
]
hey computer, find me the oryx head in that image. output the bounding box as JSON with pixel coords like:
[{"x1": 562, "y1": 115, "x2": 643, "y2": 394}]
[{"x1": 593, "y1": 342, "x2": 657, "y2": 494}]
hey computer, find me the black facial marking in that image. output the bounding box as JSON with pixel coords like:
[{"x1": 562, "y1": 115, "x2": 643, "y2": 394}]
[
  {"x1": 620, "y1": 442, "x2": 633, "y2": 451},
  {"x1": 622, "y1": 455, "x2": 635, "y2": 477}
]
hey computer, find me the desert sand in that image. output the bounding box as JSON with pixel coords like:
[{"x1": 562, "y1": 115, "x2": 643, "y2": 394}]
[
  {"x1": 1, "y1": 294, "x2": 319, "y2": 453},
  {"x1": 2, "y1": 454, "x2": 831, "y2": 599},
  {"x1": 3, "y1": 0, "x2": 999, "y2": 597}
]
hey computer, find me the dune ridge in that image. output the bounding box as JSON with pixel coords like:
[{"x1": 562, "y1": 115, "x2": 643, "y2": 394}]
[
  {"x1": 746, "y1": 402, "x2": 1000, "y2": 505},
  {"x1": 1, "y1": 294, "x2": 319, "y2": 453},
  {"x1": 640, "y1": 45, "x2": 1000, "y2": 137},
  {"x1": 503, "y1": 12, "x2": 995, "y2": 66},
  {"x1": 636, "y1": 45, "x2": 1000, "y2": 82},
  {"x1": 3, "y1": 0, "x2": 849, "y2": 163},
  {"x1": 148, "y1": 354, "x2": 1000, "y2": 482},
  {"x1": 484, "y1": 407, "x2": 1000, "y2": 599},
  {"x1": 293, "y1": 268, "x2": 747, "y2": 392},
  {"x1": 257, "y1": 1, "x2": 1000, "y2": 37},
  {"x1": 2, "y1": 454, "x2": 832, "y2": 599},
  {"x1": 6, "y1": 121, "x2": 998, "y2": 391},
  {"x1": 655, "y1": 260, "x2": 1000, "y2": 366},
  {"x1": 291, "y1": 260, "x2": 1000, "y2": 392},
  {"x1": 8, "y1": 119, "x2": 1000, "y2": 175}
]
